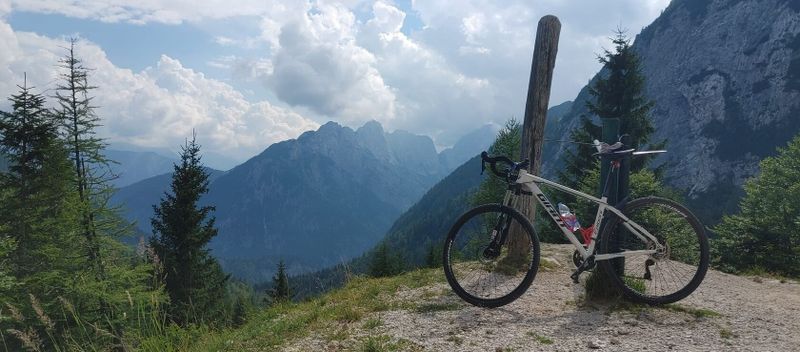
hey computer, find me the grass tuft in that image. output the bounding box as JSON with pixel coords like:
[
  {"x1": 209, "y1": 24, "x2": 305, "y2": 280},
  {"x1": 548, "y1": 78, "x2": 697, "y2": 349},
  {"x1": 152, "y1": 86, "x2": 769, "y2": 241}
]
[
  {"x1": 664, "y1": 304, "x2": 721, "y2": 318},
  {"x1": 184, "y1": 268, "x2": 445, "y2": 351},
  {"x1": 362, "y1": 317, "x2": 383, "y2": 329},
  {"x1": 526, "y1": 331, "x2": 554, "y2": 344}
]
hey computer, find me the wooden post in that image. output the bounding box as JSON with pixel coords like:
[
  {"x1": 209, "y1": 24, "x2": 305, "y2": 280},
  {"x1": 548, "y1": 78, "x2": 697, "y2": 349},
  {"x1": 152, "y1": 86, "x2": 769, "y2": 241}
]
[
  {"x1": 510, "y1": 15, "x2": 561, "y2": 260},
  {"x1": 519, "y1": 15, "x2": 561, "y2": 172}
]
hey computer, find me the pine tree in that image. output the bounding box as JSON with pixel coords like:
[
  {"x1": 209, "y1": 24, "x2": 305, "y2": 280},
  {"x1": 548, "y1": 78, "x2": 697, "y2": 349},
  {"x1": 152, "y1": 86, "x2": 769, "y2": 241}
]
[
  {"x1": 570, "y1": 31, "x2": 666, "y2": 301},
  {"x1": 150, "y1": 134, "x2": 228, "y2": 325},
  {"x1": 559, "y1": 30, "x2": 664, "y2": 191},
  {"x1": 369, "y1": 243, "x2": 400, "y2": 277},
  {"x1": 270, "y1": 260, "x2": 290, "y2": 302},
  {"x1": 0, "y1": 75, "x2": 65, "y2": 264},
  {"x1": 0, "y1": 75, "x2": 77, "y2": 289}
]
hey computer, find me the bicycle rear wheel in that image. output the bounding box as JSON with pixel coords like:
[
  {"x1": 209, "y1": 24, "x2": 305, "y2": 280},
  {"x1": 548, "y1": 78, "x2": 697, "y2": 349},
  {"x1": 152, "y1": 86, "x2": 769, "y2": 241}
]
[
  {"x1": 443, "y1": 204, "x2": 540, "y2": 308},
  {"x1": 598, "y1": 197, "x2": 709, "y2": 305}
]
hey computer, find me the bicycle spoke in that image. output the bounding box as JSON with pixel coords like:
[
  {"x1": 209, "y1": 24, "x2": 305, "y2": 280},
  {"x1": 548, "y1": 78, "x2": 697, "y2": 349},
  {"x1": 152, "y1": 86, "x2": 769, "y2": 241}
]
[
  {"x1": 444, "y1": 204, "x2": 539, "y2": 306},
  {"x1": 599, "y1": 197, "x2": 709, "y2": 304}
]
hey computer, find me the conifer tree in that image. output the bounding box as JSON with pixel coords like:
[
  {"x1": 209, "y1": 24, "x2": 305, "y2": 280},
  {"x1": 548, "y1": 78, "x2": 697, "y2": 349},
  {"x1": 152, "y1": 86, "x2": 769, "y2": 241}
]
[
  {"x1": 54, "y1": 38, "x2": 112, "y2": 284},
  {"x1": 0, "y1": 75, "x2": 76, "y2": 286},
  {"x1": 151, "y1": 134, "x2": 228, "y2": 325},
  {"x1": 424, "y1": 242, "x2": 441, "y2": 268},
  {"x1": 567, "y1": 31, "x2": 666, "y2": 301},
  {"x1": 369, "y1": 243, "x2": 401, "y2": 277},
  {"x1": 270, "y1": 260, "x2": 290, "y2": 302},
  {"x1": 559, "y1": 30, "x2": 664, "y2": 190},
  {"x1": 231, "y1": 298, "x2": 247, "y2": 327}
]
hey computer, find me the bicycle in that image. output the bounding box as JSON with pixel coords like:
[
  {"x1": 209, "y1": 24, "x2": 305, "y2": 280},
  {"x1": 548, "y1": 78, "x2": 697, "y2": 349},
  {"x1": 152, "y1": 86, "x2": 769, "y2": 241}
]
[{"x1": 443, "y1": 141, "x2": 709, "y2": 308}]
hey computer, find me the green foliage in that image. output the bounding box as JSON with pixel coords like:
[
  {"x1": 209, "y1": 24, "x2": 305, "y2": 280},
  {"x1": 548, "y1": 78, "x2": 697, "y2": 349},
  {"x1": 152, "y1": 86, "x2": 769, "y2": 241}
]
[
  {"x1": 471, "y1": 119, "x2": 521, "y2": 206},
  {"x1": 587, "y1": 31, "x2": 655, "y2": 149},
  {"x1": 186, "y1": 268, "x2": 444, "y2": 350},
  {"x1": 150, "y1": 135, "x2": 228, "y2": 325},
  {"x1": 557, "y1": 116, "x2": 602, "y2": 190},
  {"x1": 713, "y1": 134, "x2": 800, "y2": 277},
  {"x1": 0, "y1": 70, "x2": 160, "y2": 349},
  {"x1": 568, "y1": 31, "x2": 671, "y2": 301},
  {"x1": 271, "y1": 260, "x2": 291, "y2": 302},
  {"x1": 470, "y1": 119, "x2": 564, "y2": 243},
  {"x1": 424, "y1": 242, "x2": 443, "y2": 268},
  {"x1": 369, "y1": 243, "x2": 402, "y2": 278},
  {"x1": 559, "y1": 30, "x2": 665, "y2": 193},
  {"x1": 232, "y1": 298, "x2": 247, "y2": 327}
]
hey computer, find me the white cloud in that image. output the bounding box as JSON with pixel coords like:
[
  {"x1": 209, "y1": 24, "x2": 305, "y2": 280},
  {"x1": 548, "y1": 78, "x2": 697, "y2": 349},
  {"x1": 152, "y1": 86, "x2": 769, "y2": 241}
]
[
  {"x1": 0, "y1": 22, "x2": 318, "y2": 160},
  {"x1": 10, "y1": 0, "x2": 270, "y2": 24},
  {"x1": 5, "y1": 0, "x2": 673, "y2": 150},
  {"x1": 265, "y1": 2, "x2": 396, "y2": 126}
]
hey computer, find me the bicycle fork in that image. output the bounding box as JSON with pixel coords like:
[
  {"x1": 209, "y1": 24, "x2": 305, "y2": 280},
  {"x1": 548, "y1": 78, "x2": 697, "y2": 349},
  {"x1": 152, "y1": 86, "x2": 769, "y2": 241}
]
[{"x1": 483, "y1": 191, "x2": 516, "y2": 260}]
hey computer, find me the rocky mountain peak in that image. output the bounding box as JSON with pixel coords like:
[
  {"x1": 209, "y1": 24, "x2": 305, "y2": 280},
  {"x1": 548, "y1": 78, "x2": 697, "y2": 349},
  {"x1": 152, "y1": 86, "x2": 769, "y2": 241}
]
[{"x1": 543, "y1": 0, "x2": 800, "y2": 223}]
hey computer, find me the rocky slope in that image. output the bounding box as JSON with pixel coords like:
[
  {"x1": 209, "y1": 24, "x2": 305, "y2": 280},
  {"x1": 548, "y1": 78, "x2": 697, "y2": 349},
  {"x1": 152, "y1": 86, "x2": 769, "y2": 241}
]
[
  {"x1": 199, "y1": 244, "x2": 799, "y2": 351},
  {"x1": 543, "y1": 0, "x2": 800, "y2": 222}
]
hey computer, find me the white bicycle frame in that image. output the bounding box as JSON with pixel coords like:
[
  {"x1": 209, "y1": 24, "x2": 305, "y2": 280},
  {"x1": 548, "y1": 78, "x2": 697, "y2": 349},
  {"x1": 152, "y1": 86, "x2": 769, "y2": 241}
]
[{"x1": 503, "y1": 169, "x2": 664, "y2": 261}]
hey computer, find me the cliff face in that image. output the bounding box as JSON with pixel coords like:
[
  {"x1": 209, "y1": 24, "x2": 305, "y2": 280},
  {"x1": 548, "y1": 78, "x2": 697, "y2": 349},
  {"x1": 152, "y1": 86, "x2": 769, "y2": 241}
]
[{"x1": 544, "y1": 0, "x2": 800, "y2": 222}]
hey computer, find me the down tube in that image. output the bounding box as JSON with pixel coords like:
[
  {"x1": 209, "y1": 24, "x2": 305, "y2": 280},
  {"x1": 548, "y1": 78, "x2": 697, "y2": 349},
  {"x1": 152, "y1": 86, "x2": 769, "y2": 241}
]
[{"x1": 527, "y1": 182, "x2": 589, "y2": 258}]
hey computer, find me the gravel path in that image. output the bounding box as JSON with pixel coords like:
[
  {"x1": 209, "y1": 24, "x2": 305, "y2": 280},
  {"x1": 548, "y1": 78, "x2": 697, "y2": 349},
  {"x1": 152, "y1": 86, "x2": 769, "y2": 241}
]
[{"x1": 288, "y1": 244, "x2": 800, "y2": 351}]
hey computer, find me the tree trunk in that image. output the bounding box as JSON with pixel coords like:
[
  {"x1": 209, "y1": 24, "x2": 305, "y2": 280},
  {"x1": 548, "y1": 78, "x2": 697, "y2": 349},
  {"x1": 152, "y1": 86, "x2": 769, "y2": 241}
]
[{"x1": 509, "y1": 15, "x2": 561, "y2": 259}]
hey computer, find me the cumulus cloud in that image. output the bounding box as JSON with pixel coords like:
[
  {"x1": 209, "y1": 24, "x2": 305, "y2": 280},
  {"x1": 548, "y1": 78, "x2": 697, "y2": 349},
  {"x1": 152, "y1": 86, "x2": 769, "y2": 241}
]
[
  {"x1": 266, "y1": 2, "x2": 396, "y2": 126},
  {"x1": 5, "y1": 0, "x2": 672, "y2": 150},
  {"x1": 0, "y1": 21, "x2": 318, "y2": 160}
]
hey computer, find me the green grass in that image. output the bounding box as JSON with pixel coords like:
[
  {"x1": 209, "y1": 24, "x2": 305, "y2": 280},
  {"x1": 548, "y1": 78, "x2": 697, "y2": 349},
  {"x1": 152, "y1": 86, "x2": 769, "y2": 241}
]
[
  {"x1": 623, "y1": 277, "x2": 647, "y2": 294},
  {"x1": 324, "y1": 326, "x2": 349, "y2": 342},
  {"x1": 360, "y1": 334, "x2": 421, "y2": 352},
  {"x1": 526, "y1": 331, "x2": 554, "y2": 344},
  {"x1": 362, "y1": 317, "x2": 383, "y2": 329},
  {"x1": 741, "y1": 267, "x2": 794, "y2": 283},
  {"x1": 181, "y1": 268, "x2": 444, "y2": 351}
]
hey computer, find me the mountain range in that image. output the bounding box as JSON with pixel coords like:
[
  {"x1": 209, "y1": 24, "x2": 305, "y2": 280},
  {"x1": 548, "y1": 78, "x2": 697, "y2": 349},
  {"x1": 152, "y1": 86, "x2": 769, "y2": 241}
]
[{"x1": 113, "y1": 121, "x2": 495, "y2": 281}]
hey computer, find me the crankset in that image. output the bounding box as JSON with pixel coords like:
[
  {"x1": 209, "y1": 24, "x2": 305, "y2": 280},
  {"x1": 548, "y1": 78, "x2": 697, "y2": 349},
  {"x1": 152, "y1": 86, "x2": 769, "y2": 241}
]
[
  {"x1": 572, "y1": 250, "x2": 596, "y2": 269},
  {"x1": 570, "y1": 254, "x2": 595, "y2": 283}
]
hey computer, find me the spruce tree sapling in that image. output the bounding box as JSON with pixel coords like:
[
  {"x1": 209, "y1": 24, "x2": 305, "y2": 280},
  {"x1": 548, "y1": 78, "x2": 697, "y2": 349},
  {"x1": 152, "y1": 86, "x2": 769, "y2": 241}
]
[{"x1": 271, "y1": 260, "x2": 290, "y2": 302}]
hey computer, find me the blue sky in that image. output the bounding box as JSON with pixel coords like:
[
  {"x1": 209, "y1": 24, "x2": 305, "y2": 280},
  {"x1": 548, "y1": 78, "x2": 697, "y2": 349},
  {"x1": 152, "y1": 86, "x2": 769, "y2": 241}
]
[{"x1": 0, "y1": 0, "x2": 670, "y2": 163}]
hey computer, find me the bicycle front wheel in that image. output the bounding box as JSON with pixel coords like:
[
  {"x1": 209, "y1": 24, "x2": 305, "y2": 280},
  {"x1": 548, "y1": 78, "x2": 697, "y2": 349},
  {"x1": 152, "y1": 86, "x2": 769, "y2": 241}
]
[
  {"x1": 443, "y1": 204, "x2": 540, "y2": 308},
  {"x1": 598, "y1": 197, "x2": 709, "y2": 305}
]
